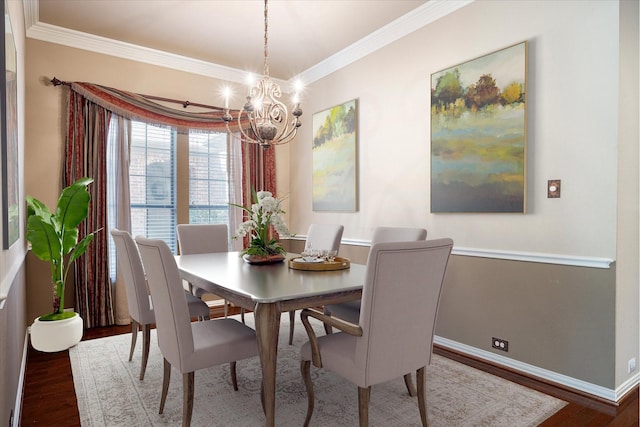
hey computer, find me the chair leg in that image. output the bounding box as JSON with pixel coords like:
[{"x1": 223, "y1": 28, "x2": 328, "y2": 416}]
[
  {"x1": 323, "y1": 322, "x2": 333, "y2": 335},
  {"x1": 260, "y1": 380, "x2": 265, "y2": 415},
  {"x1": 159, "y1": 358, "x2": 171, "y2": 414},
  {"x1": 288, "y1": 310, "x2": 295, "y2": 345},
  {"x1": 230, "y1": 361, "x2": 238, "y2": 391},
  {"x1": 241, "y1": 307, "x2": 246, "y2": 324},
  {"x1": 129, "y1": 320, "x2": 138, "y2": 361},
  {"x1": 322, "y1": 307, "x2": 333, "y2": 335},
  {"x1": 183, "y1": 372, "x2": 195, "y2": 427},
  {"x1": 417, "y1": 367, "x2": 428, "y2": 427},
  {"x1": 140, "y1": 324, "x2": 151, "y2": 380},
  {"x1": 224, "y1": 299, "x2": 229, "y2": 317},
  {"x1": 358, "y1": 386, "x2": 371, "y2": 427},
  {"x1": 301, "y1": 360, "x2": 314, "y2": 427},
  {"x1": 403, "y1": 373, "x2": 417, "y2": 397}
]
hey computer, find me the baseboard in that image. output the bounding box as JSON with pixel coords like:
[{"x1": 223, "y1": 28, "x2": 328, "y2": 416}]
[
  {"x1": 13, "y1": 330, "x2": 29, "y2": 427},
  {"x1": 434, "y1": 335, "x2": 636, "y2": 404}
]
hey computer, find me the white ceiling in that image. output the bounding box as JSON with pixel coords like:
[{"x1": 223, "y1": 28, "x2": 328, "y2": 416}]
[{"x1": 26, "y1": 0, "x2": 472, "y2": 84}]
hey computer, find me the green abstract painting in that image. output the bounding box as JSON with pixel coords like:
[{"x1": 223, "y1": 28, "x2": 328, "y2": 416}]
[
  {"x1": 431, "y1": 41, "x2": 527, "y2": 213},
  {"x1": 312, "y1": 99, "x2": 358, "y2": 212}
]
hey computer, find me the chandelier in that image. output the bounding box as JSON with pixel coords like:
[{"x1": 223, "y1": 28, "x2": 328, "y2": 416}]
[{"x1": 222, "y1": 0, "x2": 303, "y2": 147}]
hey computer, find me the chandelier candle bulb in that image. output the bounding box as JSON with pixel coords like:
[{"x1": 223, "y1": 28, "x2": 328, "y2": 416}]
[
  {"x1": 223, "y1": 87, "x2": 230, "y2": 109},
  {"x1": 247, "y1": 73, "x2": 254, "y2": 96}
]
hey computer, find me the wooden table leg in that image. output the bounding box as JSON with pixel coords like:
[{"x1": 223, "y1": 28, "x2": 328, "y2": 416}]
[{"x1": 254, "y1": 302, "x2": 281, "y2": 427}]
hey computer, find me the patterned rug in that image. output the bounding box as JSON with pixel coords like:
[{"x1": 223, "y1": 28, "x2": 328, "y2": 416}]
[{"x1": 70, "y1": 314, "x2": 566, "y2": 426}]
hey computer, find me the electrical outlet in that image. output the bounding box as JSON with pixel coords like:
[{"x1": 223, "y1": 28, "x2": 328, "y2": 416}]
[
  {"x1": 492, "y1": 337, "x2": 509, "y2": 352},
  {"x1": 628, "y1": 358, "x2": 636, "y2": 374}
]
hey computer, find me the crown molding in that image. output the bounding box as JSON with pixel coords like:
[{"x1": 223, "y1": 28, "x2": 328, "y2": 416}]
[
  {"x1": 24, "y1": 0, "x2": 38, "y2": 29},
  {"x1": 26, "y1": 21, "x2": 257, "y2": 86},
  {"x1": 25, "y1": 0, "x2": 473, "y2": 87},
  {"x1": 297, "y1": 0, "x2": 474, "y2": 84}
]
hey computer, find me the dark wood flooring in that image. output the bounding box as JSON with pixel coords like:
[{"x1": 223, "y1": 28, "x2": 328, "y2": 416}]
[{"x1": 20, "y1": 306, "x2": 639, "y2": 426}]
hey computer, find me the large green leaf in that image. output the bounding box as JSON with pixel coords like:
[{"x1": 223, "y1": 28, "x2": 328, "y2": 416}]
[
  {"x1": 26, "y1": 196, "x2": 54, "y2": 224},
  {"x1": 61, "y1": 228, "x2": 79, "y2": 255},
  {"x1": 26, "y1": 215, "x2": 61, "y2": 263},
  {"x1": 68, "y1": 233, "x2": 95, "y2": 265},
  {"x1": 57, "y1": 178, "x2": 93, "y2": 253}
]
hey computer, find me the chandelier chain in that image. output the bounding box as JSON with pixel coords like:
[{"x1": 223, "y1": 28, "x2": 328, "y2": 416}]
[{"x1": 263, "y1": 0, "x2": 269, "y2": 77}]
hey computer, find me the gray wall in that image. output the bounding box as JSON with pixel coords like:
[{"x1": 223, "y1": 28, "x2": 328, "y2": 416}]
[
  {"x1": 438, "y1": 256, "x2": 615, "y2": 387},
  {"x1": 0, "y1": 266, "x2": 27, "y2": 426}
]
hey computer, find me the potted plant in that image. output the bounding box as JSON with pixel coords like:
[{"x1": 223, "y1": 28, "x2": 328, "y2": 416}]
[
  {"x1": 26, "y1": 177, "x2": 99, "y2": 352},
  {"x1": 231, "y1": 190, "x2": 293, "y2": 263}
]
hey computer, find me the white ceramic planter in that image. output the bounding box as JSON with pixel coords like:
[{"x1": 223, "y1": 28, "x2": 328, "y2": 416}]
[{"x1": 30, "y1": 312, "x2": 84, "y2": 352}]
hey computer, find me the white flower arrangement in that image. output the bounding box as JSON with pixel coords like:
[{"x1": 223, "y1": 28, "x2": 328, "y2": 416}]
[{"x1": 231, "y1": 190, "x2": 293, "y2": 257}]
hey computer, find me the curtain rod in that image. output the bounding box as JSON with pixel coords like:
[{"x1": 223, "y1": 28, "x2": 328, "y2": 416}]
[{"x1": 50, "y1": 77, "x2": 224, "y2": 111}]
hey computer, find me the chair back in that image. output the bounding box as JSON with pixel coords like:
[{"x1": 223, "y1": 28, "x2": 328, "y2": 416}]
[
  {"x1": 110, "y1": 228, "x2": 154, "y2": 325},
  {"x1": 135, "y1": 236, "x2": 195, "y2": 369},
  {"x1": 356, "y1": 238, "x2": 453, "y2": 386},
  {"x1": 177, "y1": 223, "x2": 229, "y2": 254},
  {"x1": 371, "y1": 226, "x2": 427, "y2": 245},
  {"x1": 306, "y1": 224, "x2": 344, "y2": 253}
]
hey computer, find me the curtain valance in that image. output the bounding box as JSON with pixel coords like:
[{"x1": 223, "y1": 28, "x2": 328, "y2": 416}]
[{"x1": 69, "y1": 81, "x2": 245, "y2": 134}]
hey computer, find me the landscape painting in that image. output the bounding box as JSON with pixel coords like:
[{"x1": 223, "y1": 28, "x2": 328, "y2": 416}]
[
  {"x1": 312, "y1": 99, "x2": 357, "y2": 212},
  {"x1": 431, "y1": 41, "x2": 527, "y2": 213}
]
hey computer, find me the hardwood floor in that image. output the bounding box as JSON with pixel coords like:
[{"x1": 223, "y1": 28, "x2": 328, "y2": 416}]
[
  {"x1": 435, "y1": 346, "x2": 639, "y2": 427},
  {"x1": 20, "y1": 307, "x2": 638, "y2": 426}
]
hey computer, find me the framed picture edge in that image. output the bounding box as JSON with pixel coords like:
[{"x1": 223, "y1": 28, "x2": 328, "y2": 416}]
[{"x1": 2, "y1": 0, "x2": 18, "y2": 249}]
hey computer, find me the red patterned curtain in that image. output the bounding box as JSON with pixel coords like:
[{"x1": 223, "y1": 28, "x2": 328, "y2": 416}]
[
  {"x1": 241, "y1": 143, "x2": 277, "y2": 196},
  {"x1": 240, "y1": 143, "x2": 277, "y2": 247},
  {"x1": 64, "y1": 90, "x2": 114, "y2": 328}
]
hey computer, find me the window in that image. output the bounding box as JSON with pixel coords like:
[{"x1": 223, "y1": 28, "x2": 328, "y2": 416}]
[
  {"x1": 129, "y1": 122, "x2": 178, "y2": 252},
  {"x1": 107, "y1": 119, "x2": 237, "y2": 280},
  {"x1": 188, "y1": 131, "x2": 230, "y2": 224}
]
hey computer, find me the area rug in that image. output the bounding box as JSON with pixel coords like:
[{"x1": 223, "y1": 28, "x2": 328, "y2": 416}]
[{"x1": 70, "y1": 315, "x2": 566, "y2": 426}]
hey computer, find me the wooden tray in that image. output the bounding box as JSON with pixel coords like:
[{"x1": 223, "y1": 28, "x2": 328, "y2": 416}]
[{"x1": 288, "y1": 256, "x2": 350, "y2": 271}]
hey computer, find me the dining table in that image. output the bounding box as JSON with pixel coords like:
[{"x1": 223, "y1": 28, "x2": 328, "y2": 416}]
[{"x1": 175, "y1": 251, "x2": 366, "y2": 427}]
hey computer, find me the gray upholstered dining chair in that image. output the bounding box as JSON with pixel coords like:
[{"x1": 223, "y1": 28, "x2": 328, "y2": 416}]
[
  {"x1": 300, "y1": 238, "x2": 453, "y2": 427},
  {"x1": 135, "y1": 236, "x2": 259, "y2": 427},
  {"x1": 287, "y1": 223, "x2": 344, "y2": 345},
  {"x1": 110, "y1": 228, "x2": 211, "y2": 381},
  {"x1": 176, "y1": 223, "x2": 237, "y2": 319},
  {"x1": 323, "y1": 226, "x2": 427, "y2": 331},
  {"x1": 322, "y1": 226, "x2": 427, "y2": 395}
]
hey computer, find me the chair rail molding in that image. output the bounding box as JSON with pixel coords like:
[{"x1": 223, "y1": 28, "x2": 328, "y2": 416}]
[
  {"x1": 289, "y1": 236, "x2": 614, "y2": 269},
  {"x1": 451, "y1": 246, "x2": 613, "y2": 269}
]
